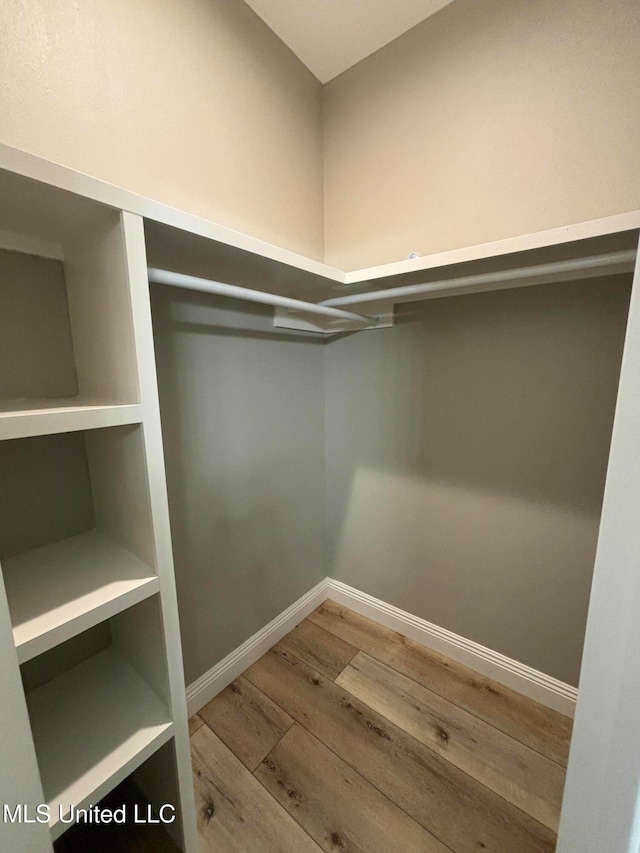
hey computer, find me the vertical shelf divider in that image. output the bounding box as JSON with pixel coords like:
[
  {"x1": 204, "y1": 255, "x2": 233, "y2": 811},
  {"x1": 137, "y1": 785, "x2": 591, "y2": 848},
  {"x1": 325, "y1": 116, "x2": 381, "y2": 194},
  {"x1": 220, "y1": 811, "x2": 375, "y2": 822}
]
[{"x1": 119, "y1": 210, "x2": 199, "y2": 852}]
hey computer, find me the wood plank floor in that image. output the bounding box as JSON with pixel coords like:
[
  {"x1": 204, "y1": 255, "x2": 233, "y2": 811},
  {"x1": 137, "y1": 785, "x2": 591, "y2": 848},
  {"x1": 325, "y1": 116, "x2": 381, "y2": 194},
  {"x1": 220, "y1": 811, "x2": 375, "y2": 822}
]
[{"x1": 190, "y1": 600, "x2": 573, "y2": 852}]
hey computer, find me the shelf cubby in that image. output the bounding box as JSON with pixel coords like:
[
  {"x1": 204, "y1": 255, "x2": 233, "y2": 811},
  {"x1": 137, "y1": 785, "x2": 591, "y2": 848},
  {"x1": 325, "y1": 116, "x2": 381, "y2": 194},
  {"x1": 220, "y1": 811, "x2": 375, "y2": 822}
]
[
  {"x1": 4, "y1": 529, "x2": 160, "y2": 664},
  {"x1": 0, "y1": 158, "x2": 199, "y2": 852},
  {"x1": 20, "y1": 597, "x2": 173, "y2": 840},
  {"x1": 0, "y1": 425, "x2": 157, "y2": 663},
  {"x1": 52, "y1": 770, "x2": 181, "y2": 852},
  {"x1": 0, "y1": 203, "x2": 141, "y2": 438}
]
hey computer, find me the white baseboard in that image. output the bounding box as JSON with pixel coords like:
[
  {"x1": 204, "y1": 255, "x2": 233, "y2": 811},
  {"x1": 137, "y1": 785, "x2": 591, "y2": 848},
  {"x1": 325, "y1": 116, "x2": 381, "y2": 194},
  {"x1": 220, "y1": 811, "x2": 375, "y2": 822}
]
[
  {"x1": 186, "y1": 576, "x2": 577, "y2": 718},
  {"x1": 326, "y1": 579, "x2": 577, "y2": 717},
  {"x1": 186, "y1": 578, "x2": 330, "y2": 717}
]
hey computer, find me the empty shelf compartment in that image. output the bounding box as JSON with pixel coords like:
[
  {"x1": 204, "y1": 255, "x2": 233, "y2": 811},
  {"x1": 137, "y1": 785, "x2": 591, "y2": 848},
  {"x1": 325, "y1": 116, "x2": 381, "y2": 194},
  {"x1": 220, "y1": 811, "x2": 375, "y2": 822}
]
[
  {"x1": 25, "y1": 646, "x2": 173, "y2": 840},
  {"x1": 3, "y1": 529, "x2": 160, "y2": 663}
]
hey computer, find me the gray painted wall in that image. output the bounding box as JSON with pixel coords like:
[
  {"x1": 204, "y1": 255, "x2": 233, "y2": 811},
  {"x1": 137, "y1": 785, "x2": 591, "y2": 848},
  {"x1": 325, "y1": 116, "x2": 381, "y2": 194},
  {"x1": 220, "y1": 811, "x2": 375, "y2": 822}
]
[
  {"x1": 151, "y1": 286, "x2": 327, "y2": 685},
  {"x1": 0, "y1": 432, "x2": 95, "y2": 560},
  {"x1": 325, "y1": 276, "x2": 631, "y2": 686},
  {"x1": 151, "y1": 275, "x2": 629, "y2": 688},
  {"x1": 0, "y1": 248, "x2": 77, "y2": 401}
]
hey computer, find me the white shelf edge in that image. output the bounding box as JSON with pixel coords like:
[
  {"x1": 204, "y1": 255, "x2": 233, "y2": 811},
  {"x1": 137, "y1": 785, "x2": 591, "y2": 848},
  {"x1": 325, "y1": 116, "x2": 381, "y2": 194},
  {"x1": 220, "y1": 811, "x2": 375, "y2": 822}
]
[
  {"x1": 344, "y1": 211, "x2": 640, "y2": 285},
  {"x1": 2, "y1": 142, "x2": 637, "y2": 295},
  {"x1": 0, "y1": 400, "x2": 143, "y2": 441},
  {"x1": 0, "y1": 142, "x2": 344, "y2": 284},
  {"x1": 24, "y1": 646, "x2": 173, "y2": 840},
  {"x1": 1, "y1": 529, "x2": 160, "y2": 664}
]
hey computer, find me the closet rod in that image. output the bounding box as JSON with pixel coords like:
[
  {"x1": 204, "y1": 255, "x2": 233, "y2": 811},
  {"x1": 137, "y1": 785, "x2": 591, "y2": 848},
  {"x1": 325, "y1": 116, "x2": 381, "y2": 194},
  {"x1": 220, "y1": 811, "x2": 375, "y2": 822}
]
[
  {"x1": 320, "y1": 249, "x2": 637, "y2": 309},
  {"x1": 148, "y1": 268, "x2": 376, "y2": 326}
]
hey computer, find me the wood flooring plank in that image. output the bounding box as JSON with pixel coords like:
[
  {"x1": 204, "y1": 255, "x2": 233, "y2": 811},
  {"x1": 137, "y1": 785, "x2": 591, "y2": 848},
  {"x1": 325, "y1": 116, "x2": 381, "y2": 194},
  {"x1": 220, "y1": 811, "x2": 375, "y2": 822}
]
[
  {"x1": 278, "y1": 619, "x2": 358, "y2": 680},
  {"x1": 309, "y1": 600, "x2": 572, "y2": 765},
  {"x1": 198, "y1": 675, "x2": 294, "y2": 770},
  {"x1": 191, "y1": 724, "x2": 322, "y2": 853},
  {"x1": 245, "y1": 646, "x2": 556, "y2": 853},
  {"x1": 256, "y1": 723, "x2": 449, "y2": 853},
  {"x1": 189, "y1": 713, "x2": 204, "y2": 737},
  {"x1": 337, "y1": 652, "x2": 565, "y2": 832}
]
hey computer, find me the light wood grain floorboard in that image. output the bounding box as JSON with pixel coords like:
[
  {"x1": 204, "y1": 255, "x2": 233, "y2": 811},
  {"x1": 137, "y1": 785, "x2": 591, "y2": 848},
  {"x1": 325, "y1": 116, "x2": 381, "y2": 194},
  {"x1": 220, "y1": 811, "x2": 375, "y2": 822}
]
[
  {"x1": 309, "y1": 600, "x2": 572, "y2": 765},
  {"x1": 244, "y1": 645, "x2": 556, "y2": 853},
  {"x1": 188, "y1": 713, "x2": 204, "y2": 737},
  {"x1": 337, "y1": 651, "x2": 564, "y2": 832},
  {"x1": 277, "y1": 619, "x2": 358, "y2": 680},
  {"x1": 199, "y1": 675, "x2": 294, "y2": 770},
  {"x1": 191, "y1": 723, "x2": 322, "y2": 852},
  {"x1": 191, "y1": 604, "x2": 570, "y2": 852},
  {"x1": 256, "y1": 723, "x2": 449, "y2": 853}
]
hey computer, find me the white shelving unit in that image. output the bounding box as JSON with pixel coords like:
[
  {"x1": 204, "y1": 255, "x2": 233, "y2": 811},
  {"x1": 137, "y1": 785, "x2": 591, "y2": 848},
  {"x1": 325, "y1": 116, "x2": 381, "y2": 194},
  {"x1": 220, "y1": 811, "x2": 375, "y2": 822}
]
[{"x1": 0, "y1": 163, "x2": 198, "y2": 852}]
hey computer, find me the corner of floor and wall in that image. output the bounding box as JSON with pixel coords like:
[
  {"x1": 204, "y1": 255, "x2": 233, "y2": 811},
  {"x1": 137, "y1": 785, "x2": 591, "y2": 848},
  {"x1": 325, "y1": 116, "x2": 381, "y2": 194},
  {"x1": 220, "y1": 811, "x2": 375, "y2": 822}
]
[{"x1": 184, "y1": 574, "x2": 581, "y2": 720}]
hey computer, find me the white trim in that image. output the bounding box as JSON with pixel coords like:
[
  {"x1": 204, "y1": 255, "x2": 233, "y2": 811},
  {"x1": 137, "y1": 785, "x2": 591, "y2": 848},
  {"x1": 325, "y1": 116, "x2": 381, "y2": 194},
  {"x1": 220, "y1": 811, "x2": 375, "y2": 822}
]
[
  {"x1": 326, "y1": 579, "x2": 577, "y2": 717},
  {"x1": 186, "y1": 576, "x2": 577, "y2": 718},
  {"x1": 185, "y1": 578, "x2": 330, "y2": 716}
]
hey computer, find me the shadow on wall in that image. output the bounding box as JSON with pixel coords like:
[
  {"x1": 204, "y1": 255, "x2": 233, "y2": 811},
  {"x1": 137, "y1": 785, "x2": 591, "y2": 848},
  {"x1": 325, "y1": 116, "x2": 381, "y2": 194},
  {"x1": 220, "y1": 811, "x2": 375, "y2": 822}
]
[
  {"x1": 325, "y1": 275, "x2": 632, "y2": 685},
  {"x1": 150, "y1": 286, "x2": 327, "y2": 685},
  {"x1": 332, "y1": 466, "x2": 600, "y2": 685}
]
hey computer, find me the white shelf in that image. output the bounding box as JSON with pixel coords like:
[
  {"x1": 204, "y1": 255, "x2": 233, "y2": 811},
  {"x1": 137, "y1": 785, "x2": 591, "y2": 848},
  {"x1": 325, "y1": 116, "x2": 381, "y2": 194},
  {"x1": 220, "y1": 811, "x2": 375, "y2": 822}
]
[
  {"x1": 25, "y1": 646, "x2": 173, "y2": 840},
  {"x1": 3, "y1": 530, "x2": 160, "y2": 664},
  {"x1": 0, "y1": 399, "x2": 142, "y2": 441},
  {"x1": 4, "y1": 140, "x2": 640, "y2": 297}
]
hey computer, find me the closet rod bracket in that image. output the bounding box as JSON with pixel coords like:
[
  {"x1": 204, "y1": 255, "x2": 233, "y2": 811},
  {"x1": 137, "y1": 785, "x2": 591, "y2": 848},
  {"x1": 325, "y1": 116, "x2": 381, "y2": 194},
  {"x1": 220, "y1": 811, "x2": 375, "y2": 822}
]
[{"x1": 273, "y1": 301, "x2": 393, "y2": 335}]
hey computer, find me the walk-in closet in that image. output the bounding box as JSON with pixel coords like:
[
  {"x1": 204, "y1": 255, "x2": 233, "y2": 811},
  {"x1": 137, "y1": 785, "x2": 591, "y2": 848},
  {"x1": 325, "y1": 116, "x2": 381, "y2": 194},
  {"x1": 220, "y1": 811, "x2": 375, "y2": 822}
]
[{"x1": 1, "y1": 0, "x2": 639, "y2": 851}]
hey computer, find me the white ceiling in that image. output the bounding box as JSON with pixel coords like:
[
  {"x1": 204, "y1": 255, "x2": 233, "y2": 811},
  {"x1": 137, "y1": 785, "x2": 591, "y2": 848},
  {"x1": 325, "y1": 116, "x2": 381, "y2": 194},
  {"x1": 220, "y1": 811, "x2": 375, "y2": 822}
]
[{"x1": 244, "y1": 0, "x2": 456, "y2": 83}]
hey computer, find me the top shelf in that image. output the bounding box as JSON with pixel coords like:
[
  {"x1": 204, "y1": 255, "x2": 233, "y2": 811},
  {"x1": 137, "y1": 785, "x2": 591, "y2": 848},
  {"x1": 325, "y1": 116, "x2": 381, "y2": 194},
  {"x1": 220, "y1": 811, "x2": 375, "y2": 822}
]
[
  {"x1": 0, "y1": 398, "x2": 143, "y2": 441},
  {"x1": 1, "y1": 143, "x2": 638, "y2": 306},
  {"x1": 0, "y1": 228, "x2": 141, "y2": 412}
]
